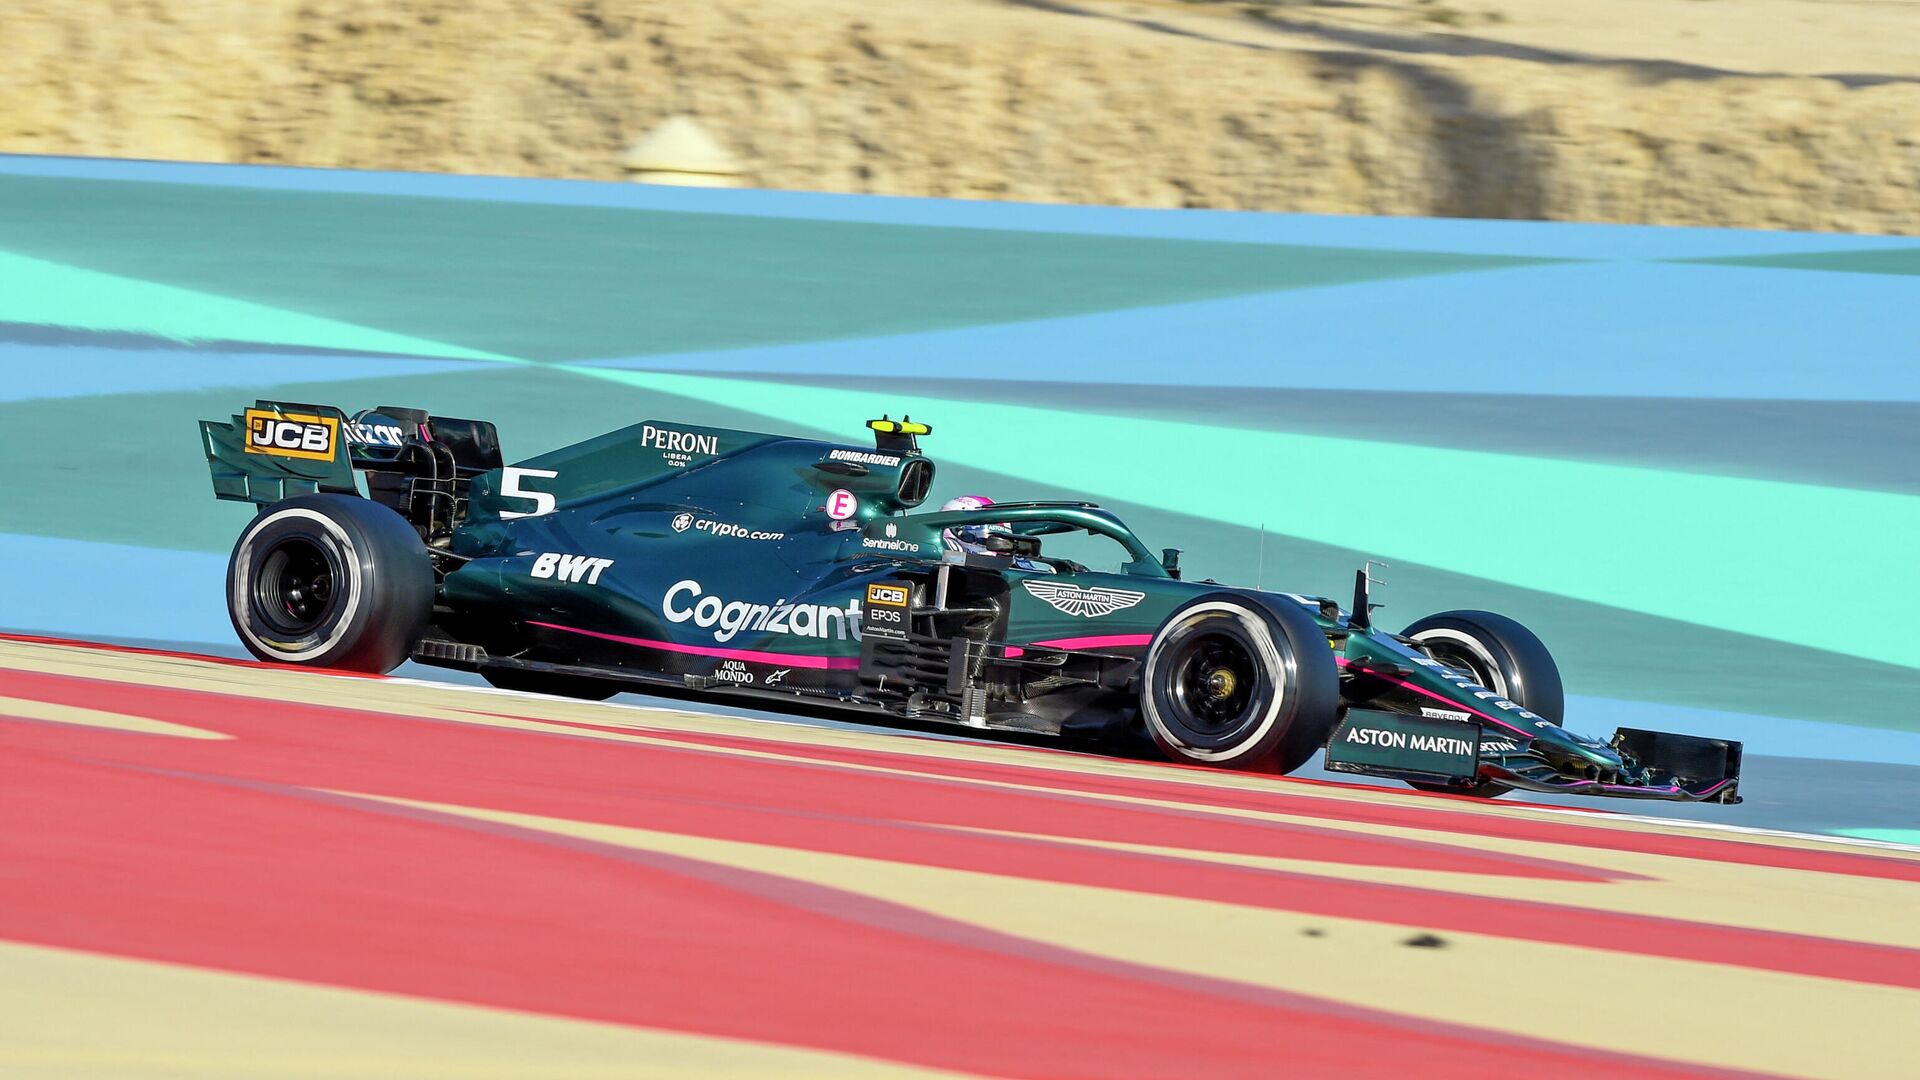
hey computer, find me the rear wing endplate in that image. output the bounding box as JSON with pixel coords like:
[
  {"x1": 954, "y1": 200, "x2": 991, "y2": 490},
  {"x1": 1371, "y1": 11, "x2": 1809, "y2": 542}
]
[{"x1": 200, "y1": 400, "x2": 357, "y2": 505}]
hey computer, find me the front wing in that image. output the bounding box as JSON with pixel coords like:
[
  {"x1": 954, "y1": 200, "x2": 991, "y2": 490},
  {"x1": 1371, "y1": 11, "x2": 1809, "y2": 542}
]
[{"x1": 1324, "y1": 710, "x2": 1742, "y2": 803}]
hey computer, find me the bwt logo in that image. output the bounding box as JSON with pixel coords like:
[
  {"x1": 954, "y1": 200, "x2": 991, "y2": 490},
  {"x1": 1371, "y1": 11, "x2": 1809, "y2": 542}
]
[
  {"x1": 243, "y1": 409, "x2": 338, "y2": 461},
  {"x1": 530, "y1": 552, "x2": 614, "y2": 585}
]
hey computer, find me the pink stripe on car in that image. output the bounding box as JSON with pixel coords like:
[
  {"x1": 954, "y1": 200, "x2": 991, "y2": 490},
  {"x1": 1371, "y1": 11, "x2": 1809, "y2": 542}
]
[
  {"x1": 1026, "y1": 634, "x2": 1153, "y2": 651},
  {"x1": 529, "y1": 621, "x2": 859, "y2": 670}
]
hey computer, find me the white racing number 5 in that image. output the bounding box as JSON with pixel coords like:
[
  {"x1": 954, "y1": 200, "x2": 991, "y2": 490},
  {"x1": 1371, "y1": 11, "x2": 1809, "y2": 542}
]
[{"x1": 498, "y1": 467, "x2": 559, "y2": 520}]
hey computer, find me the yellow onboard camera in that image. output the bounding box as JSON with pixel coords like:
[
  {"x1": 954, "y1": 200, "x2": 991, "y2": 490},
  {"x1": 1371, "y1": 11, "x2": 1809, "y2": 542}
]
[
  {"x1": 866, "y1": 415, "x2": 931, "y2": 436},
  {"x1": 867, "y1": 414, "x2": 931, "y2": 454}
]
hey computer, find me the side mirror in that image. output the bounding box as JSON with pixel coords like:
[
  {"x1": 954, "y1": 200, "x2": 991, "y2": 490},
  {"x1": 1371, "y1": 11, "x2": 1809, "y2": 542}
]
[{"x1": 1162, "y1": 547, "x2": 1183, "y2": 579}]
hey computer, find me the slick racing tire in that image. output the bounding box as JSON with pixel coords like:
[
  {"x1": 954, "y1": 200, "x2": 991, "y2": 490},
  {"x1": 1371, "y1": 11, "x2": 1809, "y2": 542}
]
[
  {"x1": 481, "y1": 668, "x2": 623, "y2": 702},
  {"x1": 227, "y1": 494, "x2": 431, "y2": 674},
  {"x1": 1401, "y1": 609, "x2": 1565, "y2": 799},
  {"x1": 1141, "y1": 593, "x2": 1340, "y2": 773}
]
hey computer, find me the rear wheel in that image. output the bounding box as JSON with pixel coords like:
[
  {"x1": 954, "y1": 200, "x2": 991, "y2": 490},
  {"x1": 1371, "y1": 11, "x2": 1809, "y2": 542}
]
[
  {"x1": 1141, "y1": 593, "x2": 1340, "y2": 773},
  {"x1": 226, "y1": 494, "x2": 431, "y2": 673},
  {"x1": 1400, "y1": 609, "x2": 1564, "y2": 799}
]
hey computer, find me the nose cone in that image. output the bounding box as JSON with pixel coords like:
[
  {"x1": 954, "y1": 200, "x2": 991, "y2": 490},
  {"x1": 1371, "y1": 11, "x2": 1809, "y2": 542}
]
[{"x1": 1531, "y1": 722, "x2": 1625, "y2": 771}]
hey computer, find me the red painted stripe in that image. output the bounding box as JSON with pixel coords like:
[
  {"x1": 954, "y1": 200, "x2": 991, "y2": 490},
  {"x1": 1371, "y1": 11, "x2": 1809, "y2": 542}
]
[
  {"x1": 0, "y1": 671, "x2": 1612, "y2": 884},
  {"x1": 7, "y1": 667, "x2": 1918, "y2": 997},
  {"x1": 529, "y1": 621, "x2": 858, "y2": 670},
  {"x1": 509, "y1": 723, "x2": 1920, "y2": 991},
  {"x1": 630, "y1": 722, "x2": 1920, "y2": 887},
  {"x1": 0, "y1": 748, "x2": 1731, "y2": 1080},
  {"x1": 7, "y1": 657, "x2": 1916, "y2": 890}
]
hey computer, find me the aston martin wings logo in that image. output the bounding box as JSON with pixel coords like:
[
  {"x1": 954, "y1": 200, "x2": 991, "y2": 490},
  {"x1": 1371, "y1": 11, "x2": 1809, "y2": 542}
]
[{"x1": 1022, "y1": 580, "x2": 1147, "y2": 618}]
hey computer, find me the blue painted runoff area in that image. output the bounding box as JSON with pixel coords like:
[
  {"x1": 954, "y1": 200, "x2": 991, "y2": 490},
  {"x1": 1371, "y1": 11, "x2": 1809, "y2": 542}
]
[
  {"x1": 0, "y1": 534, "x2": 230, "y2": 646},
  {"x1": 582, "y1": 259, "x2": 1920, "y2": 400},
  {"x1": 1563, "y1": 695, "x2": 1920, "y2": 769}
]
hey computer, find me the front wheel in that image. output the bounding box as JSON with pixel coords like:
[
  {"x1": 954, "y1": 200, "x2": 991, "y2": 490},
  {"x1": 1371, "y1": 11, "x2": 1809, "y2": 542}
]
[
  {"x1": 1140, "y1": 593, "x2": 1340, "y2": 773},
  {"x1": 226, "y1": 494, "x2": 432, "y2": 673},
  {"x1": 1400, "y1": 609, "x2": 1564, "y2": 798}
]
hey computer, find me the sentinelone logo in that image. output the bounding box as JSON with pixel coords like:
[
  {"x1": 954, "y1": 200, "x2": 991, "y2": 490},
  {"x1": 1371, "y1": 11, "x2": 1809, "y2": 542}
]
[{"x1": 663, "y1": 580, "x2": 862, "y2": 642}]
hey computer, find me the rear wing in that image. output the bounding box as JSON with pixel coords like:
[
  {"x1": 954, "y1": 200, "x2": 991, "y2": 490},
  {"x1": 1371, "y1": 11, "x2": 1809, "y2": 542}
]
[{"x1": 200, "y1": 400, "x2": 503, "y2": 538}]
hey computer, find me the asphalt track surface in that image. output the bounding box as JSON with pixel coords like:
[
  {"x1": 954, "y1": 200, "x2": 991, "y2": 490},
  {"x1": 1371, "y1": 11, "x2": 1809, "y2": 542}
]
[{"x1": 6, "y1": 634, "x2": 1920, "y2": 1079}]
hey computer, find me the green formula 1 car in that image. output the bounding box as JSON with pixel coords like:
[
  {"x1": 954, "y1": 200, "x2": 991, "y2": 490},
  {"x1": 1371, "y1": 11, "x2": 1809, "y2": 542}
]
[{"x1": 200, "y1": 401, "x2": 1743, "y2": 803}]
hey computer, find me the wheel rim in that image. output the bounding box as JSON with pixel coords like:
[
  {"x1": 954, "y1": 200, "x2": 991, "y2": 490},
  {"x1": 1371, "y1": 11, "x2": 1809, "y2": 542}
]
[
  {"x1": 253, "y1": 537, "x2": 338, "y2": 637},
  {"x1": 1414, "y1": 633, "x2": 1510, "y2": 700},
  {"x1": 1408, "y1": 631, "x2": 1514, "y2": 795},
  {"x1": 1164, "y1": 628, "x2": 1261, "y2": 741}
]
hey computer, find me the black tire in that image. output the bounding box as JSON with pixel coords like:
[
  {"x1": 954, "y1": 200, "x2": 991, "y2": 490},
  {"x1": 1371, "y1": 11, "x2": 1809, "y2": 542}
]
[
  {"x1": 1400, "y1": 609, "x2": 1564, "y2": 798},
  {"x1": 1140, "y1": 592, "x2": 1341, "y2": 773},
  {"x1": 481, "y1": 669, "x2": 623, "y2": 702},
  {"x1": 226, "y1": 493, "x2": 431, "y2": 673}
]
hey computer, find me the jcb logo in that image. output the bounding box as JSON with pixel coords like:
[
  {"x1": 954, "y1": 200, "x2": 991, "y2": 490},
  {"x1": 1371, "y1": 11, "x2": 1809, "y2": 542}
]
[
  {"x1": 244, "y1": 409, "x2": 339, "y2": 462},
  {"x1": 866, "y1": 584, "x2": 909, "y2": 608},
  {"x1": 531, "y1": 552, "x2": 614, "y2": 585}
]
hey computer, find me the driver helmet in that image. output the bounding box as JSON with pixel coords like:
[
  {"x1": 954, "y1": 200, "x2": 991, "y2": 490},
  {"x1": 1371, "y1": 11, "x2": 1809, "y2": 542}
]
[{"x1": 940, "y1": 495, "x2": 1011, "y2": 553}]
